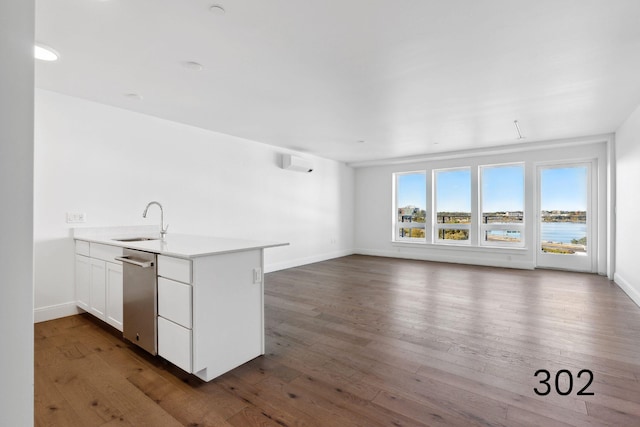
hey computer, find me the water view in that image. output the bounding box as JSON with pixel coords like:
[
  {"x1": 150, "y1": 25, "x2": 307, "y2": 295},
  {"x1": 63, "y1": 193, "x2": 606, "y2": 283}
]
[
  {"x1": 485, "y1": 222, "x2": 586, "y2": 244},
  {"x1": 395, "y1": 166, "x2": 589, "y2": 254},
  {"x1": 540, "y1": 166, "x2": 588, "y2": 255},
  {"x1": 486, "y1": 229, "x2": 521, "y2": 242},
  {"x1": 540, "y1": 222, "x2": 586, "y2": 244}
]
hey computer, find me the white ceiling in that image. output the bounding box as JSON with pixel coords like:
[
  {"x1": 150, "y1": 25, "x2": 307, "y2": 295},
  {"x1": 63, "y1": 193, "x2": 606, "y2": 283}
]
[{"x1": 35, "y1": 0, "x2": 640, "y2": 164}]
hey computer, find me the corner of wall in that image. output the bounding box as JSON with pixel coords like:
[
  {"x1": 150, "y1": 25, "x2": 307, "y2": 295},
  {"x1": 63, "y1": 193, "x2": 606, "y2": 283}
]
[
  {"x1": 34, "y1": 303, "x2": 82, "y2": 323},
  {"x1": 266, "y1": 248, "x2": 355, "y2": 273},
  {"x1": 614, "y1": 273, "x2": 640, "y2": 308},
  {"x1": 613, "y1": 100, "x2": 640, "y2": 309}
]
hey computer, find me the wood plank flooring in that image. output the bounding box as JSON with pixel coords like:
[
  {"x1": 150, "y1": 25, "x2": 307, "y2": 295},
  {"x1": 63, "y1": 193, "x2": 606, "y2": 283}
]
[{"x1": 35, "y1": 255, "x2": 640, "y2": 426}]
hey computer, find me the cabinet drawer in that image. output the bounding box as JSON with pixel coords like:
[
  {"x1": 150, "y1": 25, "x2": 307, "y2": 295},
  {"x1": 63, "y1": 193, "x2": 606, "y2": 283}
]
[
  {"x1": 158, "y1": 255, "x2": 192, "y2": 283},
  {"x1": 158, "y1": 316, "x2": 192, "y2": 373},
  {"x1": 158, "y1": 277, "x2": 192, "y2": 329},
  {"x1": 90, "y1": 243, "x2": 124, "y2": 263},
  {"x1": 75, "y1": 240, "x2": 90, "y2": 256}
]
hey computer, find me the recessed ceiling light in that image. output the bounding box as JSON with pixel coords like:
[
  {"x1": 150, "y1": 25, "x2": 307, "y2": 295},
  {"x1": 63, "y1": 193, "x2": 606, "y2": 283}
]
[
  {"x1": 183, "y1": 61, "x2": 204, "y2": 71},
  {"x1": 34, "y1": 44, "x2": 59, "y2": 61},
  {"x1": 209, "y1": 5, "x2": 225, "y2": 15},
  {"x1": 124, "y1": 93, "x2": 143, "y2": 101}
]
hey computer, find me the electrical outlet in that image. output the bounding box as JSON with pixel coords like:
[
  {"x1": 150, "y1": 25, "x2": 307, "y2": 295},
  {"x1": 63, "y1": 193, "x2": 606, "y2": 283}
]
[
  {"x1": 66, "y1": 212, "x2": 86, "y2": 223},
  {"x1": 253, "y1": 268, "x2": 263, "y2": 284}
]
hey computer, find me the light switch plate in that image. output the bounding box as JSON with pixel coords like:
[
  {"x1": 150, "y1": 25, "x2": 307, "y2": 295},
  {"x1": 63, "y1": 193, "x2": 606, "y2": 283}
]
[{"x1": 66, "y1": 212, "x2": 86, "y2": 223}]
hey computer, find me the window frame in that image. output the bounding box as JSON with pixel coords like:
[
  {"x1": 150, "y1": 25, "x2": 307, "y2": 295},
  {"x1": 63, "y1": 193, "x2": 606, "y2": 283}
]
[
  {"x1": 392, "y1": 171, "x2": 428, "y2": 243},
  {"x1": 478, "y1": 162, "x2": 526, "y2": 248},
  {"x1": 433, "y1": 166, "x2": 472, "y2": 246},
  {"x1": 536, "y1": 160, "x2": 594, "y2": 272}
]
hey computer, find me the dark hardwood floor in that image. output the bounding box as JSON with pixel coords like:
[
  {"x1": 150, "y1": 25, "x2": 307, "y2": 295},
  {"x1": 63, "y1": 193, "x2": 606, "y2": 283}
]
[{"x1": 35, "y1": 255, "x2": 640, "y2": 426}]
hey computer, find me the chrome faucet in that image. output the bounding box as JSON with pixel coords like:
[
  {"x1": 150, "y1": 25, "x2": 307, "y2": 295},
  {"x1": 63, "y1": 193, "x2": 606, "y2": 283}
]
[{"x1": 143, "y1": 201, "x2": 168, "y2": 239}]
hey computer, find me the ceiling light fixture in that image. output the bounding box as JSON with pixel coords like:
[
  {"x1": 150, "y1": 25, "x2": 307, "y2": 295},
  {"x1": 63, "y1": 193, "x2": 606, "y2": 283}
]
[
  {"x1": 34, "y1": 44, "x2": 59, "y2": 61},
  {"x1": 209, "y1": 5, "x2": 225, "y2": 15},
  {"x1": 513, "y1": 120, "x2": 525, "y2": 139},
  {"x1": 183, "y1": 61, "x2": 204, "y2": 71}
]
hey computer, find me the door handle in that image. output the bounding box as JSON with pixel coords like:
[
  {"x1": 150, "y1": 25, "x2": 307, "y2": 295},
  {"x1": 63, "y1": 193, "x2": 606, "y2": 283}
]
[{"x1": 115, "y1": 256, "x2": 154, "y2": 268}]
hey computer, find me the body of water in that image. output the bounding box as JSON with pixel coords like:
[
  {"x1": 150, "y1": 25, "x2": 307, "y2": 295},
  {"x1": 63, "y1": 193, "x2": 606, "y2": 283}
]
[
  {"x1": 485, "y1": 229, "x2": 522, "y2": 241},
  {"x1": 485, "y1": 222, "x2": 586, "y2": 244},
  {"x1": 541, "y1": 222, "x2": 587, "y2": 243}
]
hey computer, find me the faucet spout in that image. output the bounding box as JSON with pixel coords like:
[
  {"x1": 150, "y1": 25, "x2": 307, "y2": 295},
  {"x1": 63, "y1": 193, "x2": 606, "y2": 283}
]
[{"x1": 143, "y1": 201, "x2": 168, "y2": 239}]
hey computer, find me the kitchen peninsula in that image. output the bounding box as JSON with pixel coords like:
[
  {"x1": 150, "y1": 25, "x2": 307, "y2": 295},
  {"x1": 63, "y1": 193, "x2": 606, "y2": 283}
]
[{"x1": 74, "y1": 226, "x2": 287, "y2": 382}]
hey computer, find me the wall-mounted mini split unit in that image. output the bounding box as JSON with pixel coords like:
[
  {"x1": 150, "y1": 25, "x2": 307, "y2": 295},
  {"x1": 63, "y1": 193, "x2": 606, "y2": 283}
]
[{"x1": 282, "y1": 154, "x2": 313, "y2": 173}]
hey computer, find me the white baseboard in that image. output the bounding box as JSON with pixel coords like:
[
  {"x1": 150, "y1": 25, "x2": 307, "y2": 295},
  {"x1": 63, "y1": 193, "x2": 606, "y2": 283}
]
[
  {"x1": 34, "y1": 302, "x2": 81, "y2": 323},
  {"x1": 267, "y1": 246, "x2": 535, "y2": 271},
  {"x1": 265, "y1": 249, "x2": 354, "y2": 273},
  {"x1": 354, "y1": 248, "x2": 535, "y2": 270},
  {"x1": 614, "y1": 272, "x2": 640, "y2": 308}
]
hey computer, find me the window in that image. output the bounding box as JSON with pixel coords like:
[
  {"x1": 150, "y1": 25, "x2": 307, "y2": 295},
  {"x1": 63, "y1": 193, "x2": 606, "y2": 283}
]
[
  {"x1": 434, "y1": 168, "x2": 471, "y2": 243},
  {"x1": 480, "y1": 164, "x2": 525, "y2": 247},
  {"x1": 539, "y1": 165, "x2": 588, "y2": 255},
  {"x1": 394, "y1": 172, "x2": 426, "y2": 241},
  {"x1": 389, "y1": 156, "x2": 598, "y2": 269},
  {"x1": 537, "y1": 163, "x2": 593, "y2": 272}
]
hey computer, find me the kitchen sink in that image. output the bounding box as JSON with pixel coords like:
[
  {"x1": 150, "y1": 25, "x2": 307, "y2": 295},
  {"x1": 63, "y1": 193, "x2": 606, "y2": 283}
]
[{"x1": 112, "y1": 237, "x2": 159, "y2": 242}]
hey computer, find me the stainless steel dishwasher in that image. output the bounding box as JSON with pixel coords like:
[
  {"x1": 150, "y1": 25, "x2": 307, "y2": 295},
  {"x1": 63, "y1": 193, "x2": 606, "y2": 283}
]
[{"x1": 116, "y1": 248, "x2": 158, "y2": 355}]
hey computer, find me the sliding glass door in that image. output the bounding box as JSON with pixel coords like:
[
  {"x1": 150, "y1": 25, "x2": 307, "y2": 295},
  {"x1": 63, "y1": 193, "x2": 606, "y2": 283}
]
[{"x1": 536, "y1": 163, "x2": 594, "y2": 272}]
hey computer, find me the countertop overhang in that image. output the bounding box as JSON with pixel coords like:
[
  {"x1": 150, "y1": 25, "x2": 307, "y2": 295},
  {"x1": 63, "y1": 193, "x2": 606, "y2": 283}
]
[{"x1": 74, "y1": 226, "x2": 288, "y2": 259}]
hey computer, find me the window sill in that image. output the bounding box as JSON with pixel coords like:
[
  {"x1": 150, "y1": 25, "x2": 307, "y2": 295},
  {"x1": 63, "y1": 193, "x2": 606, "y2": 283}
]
[{"x1": 391, "y1": 240, "x2": 529, "y2": 253}]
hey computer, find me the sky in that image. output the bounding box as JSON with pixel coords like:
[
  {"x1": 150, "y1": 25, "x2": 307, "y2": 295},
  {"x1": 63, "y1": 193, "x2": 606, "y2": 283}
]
[
  {"x1": 436, "y1": 169, "x2": 471, "y2": 212},
  {"x1": 540, "y1": 166, "x2": 587, "y2": 211},
  {"x1": 397, "y1": 173, "x2": 426, "y2": 208},
  {"x1": 482, "y1": 165, "x2": 524, "y2": 212},
  {"x1": 396, "y1": 165, "x2": 587, "y2": 213}
]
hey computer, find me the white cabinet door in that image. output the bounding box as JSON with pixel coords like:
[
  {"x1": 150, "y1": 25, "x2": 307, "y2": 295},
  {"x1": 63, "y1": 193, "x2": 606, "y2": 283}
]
[
  {"x1": 158, "y1": 277, "x2": 192, "y2": 329},
  {"x1": 105, "y1": 262, "x2": 123, "y2": 331},
  {"x1": 158, "y1": 316, "x2": 192, "y2": 373},
  {"x1": 75, "y1": 254, "x2": 91, "y2": 311},
  {"x1": 192, "y1": 249, "x2": 263, "y2": 381},
  {"x1": 76, "y1": 242, "x2": 123, "y2": 329},
  {"x1": 89, "y1": 258, "x2": 106, "y2": 320}
]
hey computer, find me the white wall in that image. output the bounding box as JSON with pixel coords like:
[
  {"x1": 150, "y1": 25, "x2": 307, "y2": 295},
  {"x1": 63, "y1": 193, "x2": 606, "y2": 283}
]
[
  {"x1": 0, "y1": 0, "x2": 34, "y2": 424},
  {"x1": 354, "y1": 138, "x2": 610, "y2": 272},
  {"x1": 34, "y1": 89, "x2": 354, "y2": 321},
  {"x1": 614, "y1": 103, "x2": 640, "y2": 307}
]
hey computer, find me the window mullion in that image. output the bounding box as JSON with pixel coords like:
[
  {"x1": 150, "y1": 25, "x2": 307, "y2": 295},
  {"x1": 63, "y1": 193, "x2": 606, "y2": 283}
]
[{"x1": 470, "y1": 165, "x2": 479, "y2": 246}]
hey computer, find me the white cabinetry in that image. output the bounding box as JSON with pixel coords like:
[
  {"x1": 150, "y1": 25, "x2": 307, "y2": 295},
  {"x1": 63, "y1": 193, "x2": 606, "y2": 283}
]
[
  {"x1": 158, "y1": 277, "x2": 192, "y2": 328},
  {"x1": 157, "y1": 250, "x2": 264, "y2": 381},
  {"x1": 74, "y1": 240, "x2": 124, "y2": 331},
  {"x1": 89, "y1": 258, "x2": 106, "y2": 319},
  {"x1": 74, "y1": 234, "x2": 274, "y2": 382},
  {"x1": 105, "y1": 262, "x2": 124, "y2": 330},
  {"x1": 157, "y1": 255, "x2": 193, "y2": 373},
  {"x1": 75, "y1": 254, "x2": 91, "y2": 311},
  {"x1": 158, "y1": 316, "x2": 192, "y2": 372}
]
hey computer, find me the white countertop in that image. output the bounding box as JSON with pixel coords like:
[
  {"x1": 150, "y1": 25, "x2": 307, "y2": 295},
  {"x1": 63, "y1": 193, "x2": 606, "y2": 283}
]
[{"x1": 74, "y1": 226, "x2": 288, "y2": 258}]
